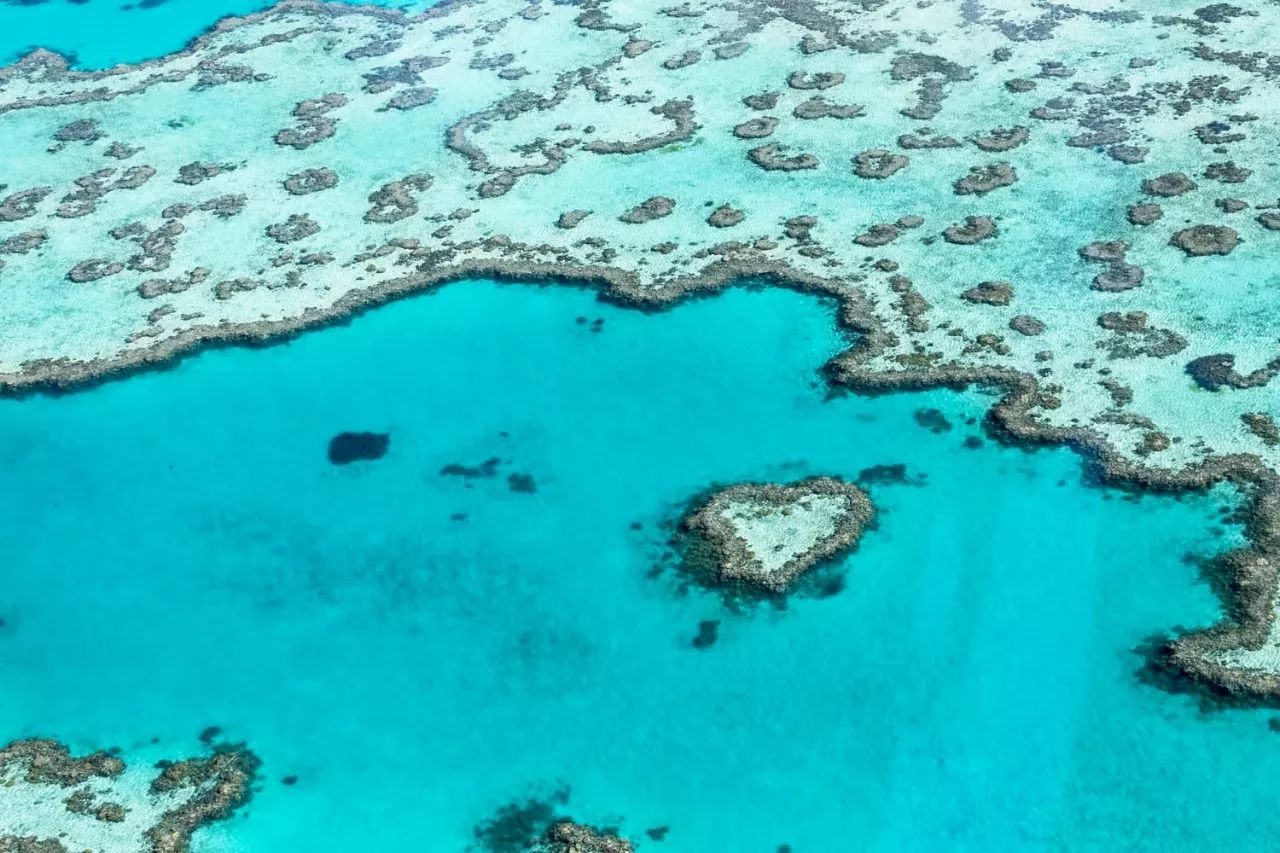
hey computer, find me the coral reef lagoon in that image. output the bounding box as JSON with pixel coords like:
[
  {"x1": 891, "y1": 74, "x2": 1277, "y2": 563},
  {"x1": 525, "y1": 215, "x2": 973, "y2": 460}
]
[
  {"x1": 2, "y1": 0, "x2": 1280, "y2": 847},
  {"x1": 1, "y1": 281, "x2": 1279, "y2": 849}
]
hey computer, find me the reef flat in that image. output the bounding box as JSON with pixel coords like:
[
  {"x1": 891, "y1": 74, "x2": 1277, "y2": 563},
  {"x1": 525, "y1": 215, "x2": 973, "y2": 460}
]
[
  {"x1": 0, "y1": 0, "x2": 1279, "y2": 697},
  {"x1": 681, "y1": 477, "x2": 873, "y2": 592},
  {"x1": 0, "y1": 738, "x2": 258, "y2": 852}
]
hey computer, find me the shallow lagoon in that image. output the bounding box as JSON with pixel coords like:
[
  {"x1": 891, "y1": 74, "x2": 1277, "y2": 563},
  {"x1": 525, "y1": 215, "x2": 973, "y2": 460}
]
[{"x1": 0, "y1": 280, "x2": 1277, "y2": 850}]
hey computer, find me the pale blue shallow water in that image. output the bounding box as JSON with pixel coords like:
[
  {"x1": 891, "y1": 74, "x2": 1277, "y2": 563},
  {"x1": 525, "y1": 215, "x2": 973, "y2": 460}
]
[
  {"x1": 0, "y1": 280, "x2": 1277, "y2": 851},
  {"x1": 0, "y1": 0, "x2": 435, "y2": 69}
]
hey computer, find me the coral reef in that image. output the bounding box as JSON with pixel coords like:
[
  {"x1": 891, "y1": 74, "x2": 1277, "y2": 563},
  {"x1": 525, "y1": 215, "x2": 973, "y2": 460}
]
[
  {"x1": 0, "y1": 737, "x2": 258, "y2": 853},
  {"x1": 680, "y1": 477, "x2": 874, "y2": 592}
]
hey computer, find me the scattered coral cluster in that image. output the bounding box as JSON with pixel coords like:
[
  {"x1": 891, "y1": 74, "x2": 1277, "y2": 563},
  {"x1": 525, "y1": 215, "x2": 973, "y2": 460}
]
[{"x1": 0, "y1": 737, "x2": 259, "y2": 852}]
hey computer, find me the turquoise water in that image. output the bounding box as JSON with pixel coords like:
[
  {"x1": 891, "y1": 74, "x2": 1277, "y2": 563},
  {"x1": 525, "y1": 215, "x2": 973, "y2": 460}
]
[
  {"x1": 0, "y1": 0, "x2": 434, "y2": 68},
  {"x1": 1, "y1": 280, "x2": 1276, "y2": 850}
]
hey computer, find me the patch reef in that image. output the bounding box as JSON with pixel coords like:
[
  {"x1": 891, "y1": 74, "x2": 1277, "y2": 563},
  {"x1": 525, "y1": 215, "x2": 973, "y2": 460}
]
[
  {"x1": 0, "y1": 738, "x2": 259, "y2": 852},
  {"x1": 682, "y1": 477, "x2": 873, "y2": 592}
]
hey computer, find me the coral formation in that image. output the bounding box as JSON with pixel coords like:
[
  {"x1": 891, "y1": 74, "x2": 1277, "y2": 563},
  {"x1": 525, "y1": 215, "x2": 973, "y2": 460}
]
[
  {"x1": 0, "y1": 738, "x2": 258, "y2": 853},
  {"x1": 680, "y1": 477, "x2": 874, "y2": 592}
]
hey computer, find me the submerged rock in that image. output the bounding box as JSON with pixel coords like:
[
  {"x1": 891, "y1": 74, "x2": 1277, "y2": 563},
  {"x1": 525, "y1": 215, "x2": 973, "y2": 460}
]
[
  {"x1": 747, "y1": 144, "x2": 819, "y2": 171},
  {"x1": 1243, "y1": 413, "x2": 1280, "y2": 446},
  {"x1": 897, "y1": 132, "x2": 960, "y2": 149},
  {"x1": 1077, "y1": 240, "x2": 1144, "y2": 290},
  {"x1": 1009, "y1": 314, "x2": 1046, "y2": 336},
  {"x1": 440, "y1": 457, "x2": 502, "y2": 479},
  {"x1": 0, "y1": 187, "x2": 52, "y2": 222},
  {"x1": 852, "y1": 149, "x2": 908, "y2": 179},
  {"x1": 1108, "y1": 145, "x2": 1148, "y2": 165},
  {"x1": 0, "y1": 230, "x2": 47, "y2": 255},
  {"x1": 792, "y1": 96, "x2": 864, "y2": 120},
  {"x1": 742, "y1": 91, "x2": 779, "y2": 110},
  {"x1": 960, "y1": 280, "x2": 1013, "y2": 305},
  {"x1": 266, "y1": 213, "x2": 321, "y2": 244},
  {"x1": 282, "y1": 167, "x2": 339, "y2": 195},
  {"x1": 942, "y1": 215, "x2": 997, "y2": 245},
  {"x1": 680, "y1": 477, "x2": 873, "y2": 593},
  {"x1": 365, "y1": 173, "x2": 432, "y2": 223},
  {"x1": 66, "y1": 259, "x2": 124, "y2": 283},
  {"x1": 174, "y1": 161, "x2": 234, "y2": 186},
  {"x1": 1169, "y1": 225, "x2": 1238, "y2": 256},
  {"x1": 623, "y1": 38, "x2": 652, "y2": 58},
  {"x1": 327, "y1": 431, "x2": 390, "y2": 464},
  {"x1": 853, "y1": 224, "x2": 899, "y2": 247},
  {"x1": 386, "y1": 86, "x2": 438, "y2": 111},
  {"x1": 619, "y1": 196, "x2": 675, "y2": 223},
  {"x1": 691, "y1": 619, "x2": 720, "y2": 649},
  {"x1": 972, "y1": 126, "x2": 1029, "y2": 152},
  {"x1": 1127, "y1": 203, "x2": 1163, "y2": 225},
  {"x1": 1186, "y1": 353, "x2": 1277, "y2": 390},
  {"x1": 1142, "y1": 172, "x2": 1197, "y2": 197},
  {"x1": 787, "y1": 70, "x2": 845, "y2": 90},
  {"x1": 914, "y1": 408, "x2": 952, "y2": 433},
  {"x1": 707, "y1": 205, "x2": 744, "y2": 227},
  {"x1": 1092, "y1": 262, "x2": 1145, "y2": 292},
  {"x1": 953, "y1": 163, "x2": 1017, "y2": 195},
  {"x1": 732, "y1": 117, "x2": 778, "y2": 139},
  {"x1": 508, "y1": 472, "x2": 538, "y2": 493},
  {"x1": 53, "y1": 119, "x2": 103, "y2": 144},
  {"x1": 556, "y1": 209, "x2": 591, "y2": 229},
  {"x1": 1204, "y1": 161, "x2": 1251, "y2": 184},
  {"x1": 1079, "y1": 240, "x2": 1129, "y2": 262}
]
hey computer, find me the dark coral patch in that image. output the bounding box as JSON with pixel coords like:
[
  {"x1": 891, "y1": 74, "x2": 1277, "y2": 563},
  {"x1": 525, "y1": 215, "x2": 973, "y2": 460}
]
[
  {"x1": 440, "y1": 457, "x2": 501, "y2": 478},
  {"x1": 690, "y1": 619, "x2": 720, "y2": 649},
  {"x1": 327, "y1": 431, "x2": 390, "y2": 465},
  {"x1": 913, "y1": 408, "x2": 952, "y2": 433},
  {"x1": 471, "y1": 788, "x2": 571, "y2": 853},
  {"x1": 508, "y1": 473, "x2": 538, "y2": 493}
]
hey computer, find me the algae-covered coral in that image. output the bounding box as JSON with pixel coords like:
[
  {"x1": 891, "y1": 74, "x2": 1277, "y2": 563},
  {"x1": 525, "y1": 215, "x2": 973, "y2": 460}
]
[{"x1": 1, "y1": 0, "x2": 1279, "y2": 696}]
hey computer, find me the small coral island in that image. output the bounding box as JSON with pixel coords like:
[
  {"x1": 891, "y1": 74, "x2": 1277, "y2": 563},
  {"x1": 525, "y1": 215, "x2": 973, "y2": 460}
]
[
  {"x1": 0, "y1": 737, "x2": 258, "y2": 853},
  {"x1": 681, "y1": 476, "x2": 874, "y2": 593}
]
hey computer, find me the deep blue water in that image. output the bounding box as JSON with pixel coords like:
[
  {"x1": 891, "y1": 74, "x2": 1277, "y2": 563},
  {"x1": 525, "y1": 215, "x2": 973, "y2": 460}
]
[
  {"x1": 1, "y1": 280, "x2": 1277, "y2": 850},
  {"x1": 0, "y1": 0, "x2": 434, "y2": 68}
]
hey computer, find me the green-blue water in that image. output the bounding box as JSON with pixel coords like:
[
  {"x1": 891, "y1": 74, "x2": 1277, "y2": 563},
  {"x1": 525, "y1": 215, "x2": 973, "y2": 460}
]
[{"x1": 0, "y1": 280, "x2": 1276, "y2": 850}]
